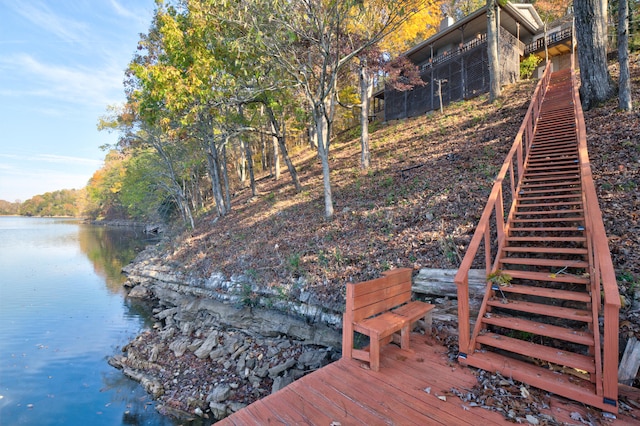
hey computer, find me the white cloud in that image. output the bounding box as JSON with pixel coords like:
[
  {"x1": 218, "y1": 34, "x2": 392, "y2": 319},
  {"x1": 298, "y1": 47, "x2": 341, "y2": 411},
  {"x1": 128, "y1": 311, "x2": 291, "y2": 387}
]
[
  {"x1": 6, "y1": 2, "x2": 90, "y2": 46},
  {"x1": 0, "y1": 153, "x2": 102, "y2": 167},
  {"x1": 0, "y1": 53, "x2": 124, "y2": 107},
  {"x1": 109, "y1": 0, "x2": 136, "y2": 19}
]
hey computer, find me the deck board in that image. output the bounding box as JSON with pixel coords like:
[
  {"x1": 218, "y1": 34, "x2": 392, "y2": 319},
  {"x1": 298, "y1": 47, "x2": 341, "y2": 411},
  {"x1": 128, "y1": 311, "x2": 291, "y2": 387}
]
[{"x1": 216, "y1": 333, "x2": 639, "y2": 425}]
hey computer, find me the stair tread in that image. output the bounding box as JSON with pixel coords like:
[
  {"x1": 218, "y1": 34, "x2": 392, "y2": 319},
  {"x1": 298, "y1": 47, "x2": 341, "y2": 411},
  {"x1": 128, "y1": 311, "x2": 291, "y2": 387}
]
[
  {"x1": 502, "y1": 246, "x2": 588, "y2": 254},
  {"x1": 481, "y1": 314, "x2": 594, "y2": 345},
  {"x1": 514, "y1": 210, "x2": 584, "y2": 216},
  {"x1": 476, "y1": 332, "x2": 596, "y2": 373},
  {"x1": 500, "y1": 269, "x2": 590, "y2": 284},
  {"x1": 509, "y1": 226, "x2": 585, "y2": 232},
  {"x1": 506, "y1": 236, "x2": 586, "y2": 242},
  {"x1": 458, "y1": 351, "x2": 614, "y2": 412},
  {"x1": 491, "y1": 283, "x2": 591, "y2": 302},
  {"x1": 511, "y1": 217, "x2": 585, "y2": 223},
  {"x1": 499, "y1": 257, "x2": 588, "y2": 268},
  {"x1": 486, "y1": 298, "x2": 592, "y2": 322}
]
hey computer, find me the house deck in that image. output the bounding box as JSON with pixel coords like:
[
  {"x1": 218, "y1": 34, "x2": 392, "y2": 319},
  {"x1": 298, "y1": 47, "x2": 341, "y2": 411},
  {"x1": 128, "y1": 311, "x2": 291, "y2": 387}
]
[{"x1": 217, "y1": 332, "x2": 639, "y2": 425}]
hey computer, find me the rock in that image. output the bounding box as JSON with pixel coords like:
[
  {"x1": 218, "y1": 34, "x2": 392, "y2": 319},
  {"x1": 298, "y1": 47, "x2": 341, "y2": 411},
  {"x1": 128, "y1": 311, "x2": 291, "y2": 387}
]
[
  {"x1": 194, "y1": 331, "x2": 219, "y2": 359},
  {"x1": 149, "y1": 344, "x2": 162, "y2": 362},
  {"x1": 525, "y1": 414, "x2": 539, "y2": 425},
  {"x1": 208, "y1": 384, "x2": 231, "y2": 403},
  {"x1": 271, "y1": 374, "x2": 294, "y2": 393},
  {"x1": 127, "y1": 285, "x2": 150, "y2": 298},
  {"x1": 209, "y1": 348, "x2": 225, "y2": 360},
  {"x1": 298, "y1": 349, "x2": 329, "y2": 368},
  {"x1": 122, "y1": 368, "x2": 164, "y2": 398},
  {"x1": 169, "y1": 336, "x2": 190, "y2": 357},
  {"x1": 159, "y1": 327, "x2": 176, "y2": 341},
  {"x1": 209, "y1": 401, "x2": 227, "y2": 420},
  {"x1": 187, "y1": 339, "x2": 203, "y2": 352},
  {"x1": 268, "y1": 358, "x2": 297, "y2": 378},
  {"x1": 228, "y1": 401, "x2": 247, "y2": 413},
  {"x1": 254, "y1": 364, "x2": 269, "y2": 378},
  {"x1": 156, "y1": 307, "x2": 178, "y2": 320}
]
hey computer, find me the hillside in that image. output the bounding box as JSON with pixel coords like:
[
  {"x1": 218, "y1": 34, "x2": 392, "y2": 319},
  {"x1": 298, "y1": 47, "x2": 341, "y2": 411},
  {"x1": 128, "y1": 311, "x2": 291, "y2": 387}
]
[{"x1": 158, "y1": 62, "x2": 639, "y2": 337}]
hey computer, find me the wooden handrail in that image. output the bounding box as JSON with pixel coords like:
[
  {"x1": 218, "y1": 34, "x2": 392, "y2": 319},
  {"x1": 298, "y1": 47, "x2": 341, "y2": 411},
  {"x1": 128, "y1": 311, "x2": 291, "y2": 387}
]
[
  {"x1": 454, "y1": 62, "x2": 553, "y2": 354},
  {"x1": 570, "y1": 57, "x2": 620, "y2": 406}
]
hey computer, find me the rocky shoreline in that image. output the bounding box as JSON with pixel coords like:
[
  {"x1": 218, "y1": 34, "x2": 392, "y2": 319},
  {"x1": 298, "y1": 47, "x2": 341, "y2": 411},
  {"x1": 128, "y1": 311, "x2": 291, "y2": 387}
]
[{"x1": 112, "y1": 245, "x2": 343, "y2": 423}]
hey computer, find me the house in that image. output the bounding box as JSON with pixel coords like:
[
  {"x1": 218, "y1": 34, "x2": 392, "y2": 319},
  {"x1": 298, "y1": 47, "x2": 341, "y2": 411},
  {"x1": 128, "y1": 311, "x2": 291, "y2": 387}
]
[{"x1": 374, "y1": 2, "x2": 545, "y2": 121}]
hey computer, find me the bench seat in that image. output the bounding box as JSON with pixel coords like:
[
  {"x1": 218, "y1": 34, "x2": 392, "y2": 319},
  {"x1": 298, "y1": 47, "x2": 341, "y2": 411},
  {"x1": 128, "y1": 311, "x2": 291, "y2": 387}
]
[{"x1": 392, "y1": 300, "x2": 435, "y2": 333}]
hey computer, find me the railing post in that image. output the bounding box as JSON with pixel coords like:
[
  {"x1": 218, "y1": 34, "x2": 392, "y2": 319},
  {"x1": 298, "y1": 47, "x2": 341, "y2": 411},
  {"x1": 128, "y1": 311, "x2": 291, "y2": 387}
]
[
  {"x1": 456, "y1": 275, "x2": 470, "y2": 354},
  {"x1": 495, "y1": 188, "x2": 505, "y2": 244}
]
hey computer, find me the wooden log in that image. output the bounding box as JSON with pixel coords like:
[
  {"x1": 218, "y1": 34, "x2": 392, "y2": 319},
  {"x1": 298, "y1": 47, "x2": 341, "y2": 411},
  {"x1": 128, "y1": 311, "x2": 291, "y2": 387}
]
[
  {"x1": 618, "y1": 337, "x2": 640, "y2": 386},
  {"x1": 413, "y1": 268, "x2": 487, "y2": 299}
]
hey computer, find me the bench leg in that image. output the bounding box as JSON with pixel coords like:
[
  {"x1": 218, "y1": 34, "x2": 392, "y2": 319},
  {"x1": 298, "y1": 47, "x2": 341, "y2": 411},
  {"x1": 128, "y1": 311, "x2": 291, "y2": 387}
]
[
  {"x1": 400, "y1": 324, "x2": 410, "y2": 350},
  {"x1": 370, "y1": 333, "x2": 381, "y2": 372},
  {"x1": 424, "y1": 312, "x2": 433, "y2": 334}
]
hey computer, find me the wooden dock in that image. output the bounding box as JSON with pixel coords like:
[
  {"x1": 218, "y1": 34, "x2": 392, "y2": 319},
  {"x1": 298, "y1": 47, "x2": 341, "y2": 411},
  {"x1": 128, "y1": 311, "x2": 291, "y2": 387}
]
[{"x1": 217, "y1": 332, "x2": 639, "y2": 425}]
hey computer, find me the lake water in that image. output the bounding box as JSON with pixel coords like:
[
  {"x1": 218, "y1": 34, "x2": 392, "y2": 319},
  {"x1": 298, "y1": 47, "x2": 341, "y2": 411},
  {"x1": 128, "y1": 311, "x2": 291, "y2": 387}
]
[{"x1": 0, "y1": 217, "x2": 174, "y2": 425}]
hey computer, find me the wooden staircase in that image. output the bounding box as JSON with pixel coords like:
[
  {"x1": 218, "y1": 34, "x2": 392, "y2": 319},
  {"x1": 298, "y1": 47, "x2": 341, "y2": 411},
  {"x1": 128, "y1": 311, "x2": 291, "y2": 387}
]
[{"x1": 455, "y1": 60, "x2": 620, "y2": 413}]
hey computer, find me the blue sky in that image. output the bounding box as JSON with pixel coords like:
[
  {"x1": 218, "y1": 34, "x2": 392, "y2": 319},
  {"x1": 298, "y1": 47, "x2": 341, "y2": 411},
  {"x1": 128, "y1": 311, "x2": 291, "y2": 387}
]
[{"x1": 0, "y1": 0, "x2": 155, "y2": 202}]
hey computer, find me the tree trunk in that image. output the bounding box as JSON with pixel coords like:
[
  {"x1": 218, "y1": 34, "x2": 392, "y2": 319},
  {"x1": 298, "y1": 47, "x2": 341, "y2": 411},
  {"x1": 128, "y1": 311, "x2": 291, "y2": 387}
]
[
  {"x1": 243, "y1": 137, "x2": 256, "y2": 196},
  {"x1": 239, "y1": 106, "x2": 257, "y2": 196},
  {"x1": 618, "y1": 0, "x2": 633, "y2": 111},
  {"x1": 314, "y1": 104, "x2": 334, "y2": 219},
  {"x1": 487, "y1": 0, "x2": 501, "y2": 102},
  {"x1": 272, "y1": 122, "x2": 280, "y2": 180},
  {"x1": 359, "y1": 60, "x2": 372, "y2": 169},
  {"x1": 221, "y1": 140, "x2": 231, "y2": 214},
  {"x1": 265, "y1": 105, "x2": 302, "y2": 192},
  {"x1": 206, "y1": 136, "x2": 225, "y2": 217},
  {"x1": 575, "y1": 0, "x2": 612, "y2": 110}
]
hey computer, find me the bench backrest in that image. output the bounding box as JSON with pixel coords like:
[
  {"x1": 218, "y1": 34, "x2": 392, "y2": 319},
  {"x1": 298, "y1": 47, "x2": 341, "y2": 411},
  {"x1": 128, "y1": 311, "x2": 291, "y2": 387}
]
[{"x1": 345, "y1": 268, "x2": 412, "y2": 322}]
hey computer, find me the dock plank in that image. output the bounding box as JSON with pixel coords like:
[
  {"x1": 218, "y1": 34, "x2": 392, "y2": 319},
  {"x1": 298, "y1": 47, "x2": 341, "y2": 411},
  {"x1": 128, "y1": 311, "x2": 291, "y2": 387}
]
[{"x1": 216, "y1": 333, "x2": 638, "y2": 425}]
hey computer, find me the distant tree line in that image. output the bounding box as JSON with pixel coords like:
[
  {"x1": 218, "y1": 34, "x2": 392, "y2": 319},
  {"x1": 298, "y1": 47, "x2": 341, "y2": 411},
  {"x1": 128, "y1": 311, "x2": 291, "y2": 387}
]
[{"x1": 0, "y1": 189, "x2": 85, "y2": 217}]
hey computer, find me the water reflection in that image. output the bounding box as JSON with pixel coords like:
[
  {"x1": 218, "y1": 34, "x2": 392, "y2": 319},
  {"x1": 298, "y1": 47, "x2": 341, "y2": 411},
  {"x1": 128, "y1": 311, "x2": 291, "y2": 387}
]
[
  {"x1": 77, "y1": 224, "x2": 158, "y2": 293},
  {"x1": 0, "y1": 218, "x2": 172, "y2": 425}
]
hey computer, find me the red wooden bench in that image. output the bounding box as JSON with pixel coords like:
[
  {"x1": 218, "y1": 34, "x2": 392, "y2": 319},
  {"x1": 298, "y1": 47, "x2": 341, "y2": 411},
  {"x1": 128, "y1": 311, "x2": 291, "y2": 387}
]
[{"x1": 342, "y1": 268, "x2": 434, "y2": 371}]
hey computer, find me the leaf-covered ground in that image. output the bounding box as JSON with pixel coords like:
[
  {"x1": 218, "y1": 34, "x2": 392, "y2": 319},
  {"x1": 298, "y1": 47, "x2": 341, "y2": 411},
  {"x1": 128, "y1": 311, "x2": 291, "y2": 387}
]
[{"x1": 165, "y1": 60, "x2": 640, "y2": 338}]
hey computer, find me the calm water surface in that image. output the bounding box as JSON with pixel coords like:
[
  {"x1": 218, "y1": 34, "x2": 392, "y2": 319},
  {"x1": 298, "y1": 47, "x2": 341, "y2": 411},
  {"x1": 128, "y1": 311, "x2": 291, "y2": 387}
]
[{"x1": 0, "y1": 217, "x2": 174, "y2": 425}]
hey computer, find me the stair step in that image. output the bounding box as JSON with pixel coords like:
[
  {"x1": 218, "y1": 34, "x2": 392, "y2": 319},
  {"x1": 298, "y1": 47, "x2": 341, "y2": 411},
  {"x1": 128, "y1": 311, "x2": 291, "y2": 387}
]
[
  {"x1": 500, "y1": 269, "x2": 590, "y2": 284},
  {"x1": 515, "y1": 210, "x2": 584, "y2": 217},
  {"x1": 487, "y1": 298, "x2": 592, "y2": 322},
  {"x1": 519, "y1": 187, "x2": 581, "y2": 195},
  {"x1": 476, "y1": 332, "x2": 596, "y2": 373},
  {"x1": 527, "y1": 164, "x2": 580, "y2": 172},
  {"x1": 510, "y1": 217, "x2": 585, "y2": 223},
  {"x1": 520, "y1": 180, "x2": 581, "y2": 189},
  {"x1": 506, "y1": 236, "x2": 586, "y2": 242},
  {"x1": 514, "y1": 194, "x2": 582, "y2": 202},
  {"x1": 509, "y1": 226, "x2": 585, "y2": 232},
  {"x1": 499, "y1": 257, "x2": 588, "y2": 268},
  {"x1": 481, "y1": 314, "x2": 594, "y2": 345},
  {"x1": 493, "y1": 284, "x2": 591, "y2": 303},
  {"x1": 522, "y1": 175, "x2": 579, "y2": 185},
  {"x1": 516, "y1": 201, "x2": 582, "y2": 209},
  {"x1": 458, "y1": 352, "x2": 613, "y2": 413},
  {"x1": 502, "y1": 246, "x2": 588, "y2": 255}
]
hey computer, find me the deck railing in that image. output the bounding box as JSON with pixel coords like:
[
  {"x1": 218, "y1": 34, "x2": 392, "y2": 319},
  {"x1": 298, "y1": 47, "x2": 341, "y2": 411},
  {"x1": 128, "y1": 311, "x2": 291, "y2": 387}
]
[
  {"x1": 571, "y1": 57, "x2": 620, "y2": 406},
  {"x1": 454, "y1": 61, "x2": 552, "y2": 354},
  {"x1": 524, "y1": 27, "x2": 572, "y2": 56}
]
